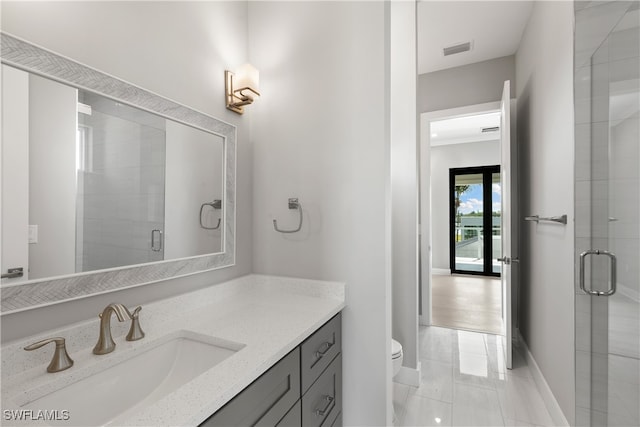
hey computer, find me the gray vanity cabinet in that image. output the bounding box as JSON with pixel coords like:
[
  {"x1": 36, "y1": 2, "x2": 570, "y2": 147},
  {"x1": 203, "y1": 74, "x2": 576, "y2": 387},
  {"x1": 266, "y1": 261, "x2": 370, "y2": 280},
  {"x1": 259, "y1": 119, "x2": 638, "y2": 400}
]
[
  {"x1": 300, "y1": 313, "x2": 342, "y2": 393},
  {"x1": 200, "y1": 312, "x2": 342, "y2": 427},
  {"x1": 277, "y1": 401, "x2": 302, "y2": 426},
  {"x1": 200, "y1": 348, "x2": 301, "y2": 427},
  {"x1": 301, "y1": 356, "x2": 342, "y2": 427}
]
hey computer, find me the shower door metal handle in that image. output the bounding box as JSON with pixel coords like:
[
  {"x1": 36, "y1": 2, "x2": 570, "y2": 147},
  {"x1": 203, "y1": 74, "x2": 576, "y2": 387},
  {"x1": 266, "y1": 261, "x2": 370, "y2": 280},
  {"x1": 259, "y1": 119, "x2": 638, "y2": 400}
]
[
  {"x1": 151, "y1": 229, "x2": 163, "y2": 252},
  {"x1": 579, "y1": 250, "x2": 617, "y2": 296}
]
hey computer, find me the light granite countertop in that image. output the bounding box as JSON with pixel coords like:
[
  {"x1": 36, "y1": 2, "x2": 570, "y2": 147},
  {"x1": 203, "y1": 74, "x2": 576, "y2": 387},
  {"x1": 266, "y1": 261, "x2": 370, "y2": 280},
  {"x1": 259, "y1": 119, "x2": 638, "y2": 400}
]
[{"x1": 0, "y1": 274, "x2": 345, "y2": 426}]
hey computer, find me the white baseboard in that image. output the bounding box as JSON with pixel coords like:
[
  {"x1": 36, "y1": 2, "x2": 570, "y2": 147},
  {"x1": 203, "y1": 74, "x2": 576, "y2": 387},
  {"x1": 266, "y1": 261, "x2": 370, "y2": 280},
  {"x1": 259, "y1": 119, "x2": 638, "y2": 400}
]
[
  {"x1": 431, "y1": 268, "x2": 450, "y2": 276},
  {"x1": 394, "y1": 362, "x2": 421, "y2": 387},
  {"x1": 518, "y1": 331, "x2": 570, "y2": 426}
]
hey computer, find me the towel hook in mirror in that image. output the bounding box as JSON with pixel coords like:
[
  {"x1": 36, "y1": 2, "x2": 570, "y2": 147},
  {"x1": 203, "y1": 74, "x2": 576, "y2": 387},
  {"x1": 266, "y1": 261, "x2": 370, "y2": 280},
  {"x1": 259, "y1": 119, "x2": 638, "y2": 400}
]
[{"x1": 273, "y1": 198, "x2": 303, "y2": 233}]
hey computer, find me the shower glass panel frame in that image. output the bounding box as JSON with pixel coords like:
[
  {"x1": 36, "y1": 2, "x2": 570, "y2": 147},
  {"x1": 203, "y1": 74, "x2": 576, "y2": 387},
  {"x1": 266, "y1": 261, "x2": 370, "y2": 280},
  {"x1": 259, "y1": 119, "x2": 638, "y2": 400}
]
[{"x1": 574, "y1": 2, "x2": 640, "y2": 426}]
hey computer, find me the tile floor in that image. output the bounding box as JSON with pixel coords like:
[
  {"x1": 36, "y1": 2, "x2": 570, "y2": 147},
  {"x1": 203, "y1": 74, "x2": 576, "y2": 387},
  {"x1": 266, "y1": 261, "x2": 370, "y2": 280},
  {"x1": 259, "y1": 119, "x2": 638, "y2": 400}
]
[{"x1": 393, "y1": 326, "x2": 555, "y2": 427}]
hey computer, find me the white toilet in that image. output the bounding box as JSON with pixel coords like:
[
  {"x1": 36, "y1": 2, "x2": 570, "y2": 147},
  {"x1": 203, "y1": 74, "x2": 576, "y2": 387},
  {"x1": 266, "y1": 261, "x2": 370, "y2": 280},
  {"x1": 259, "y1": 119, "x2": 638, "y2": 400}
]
[
  {"x1": 391, "y1": 339, "x2": 404, "y2": 423},
  {"x1": 392, "y1": 339, "x2": 403, "y2": 378}
]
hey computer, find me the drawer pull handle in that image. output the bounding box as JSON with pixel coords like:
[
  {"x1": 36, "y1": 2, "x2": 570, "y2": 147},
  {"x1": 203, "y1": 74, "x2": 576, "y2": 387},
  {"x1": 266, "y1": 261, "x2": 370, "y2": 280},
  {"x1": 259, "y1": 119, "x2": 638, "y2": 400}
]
[
  {"x1": 315, "y1": 341, "x2": 335, "y2": 359},
  {"x1": 315, "y1": 395, "x2": 335, "y2": 417}
]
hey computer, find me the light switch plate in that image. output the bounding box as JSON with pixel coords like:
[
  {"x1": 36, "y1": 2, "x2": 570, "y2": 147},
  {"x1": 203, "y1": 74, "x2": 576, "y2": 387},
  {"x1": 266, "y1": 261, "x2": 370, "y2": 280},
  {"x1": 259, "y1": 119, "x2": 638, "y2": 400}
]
[{"x1": 28, "y1": 225, "x2": 38, "y2": 244}]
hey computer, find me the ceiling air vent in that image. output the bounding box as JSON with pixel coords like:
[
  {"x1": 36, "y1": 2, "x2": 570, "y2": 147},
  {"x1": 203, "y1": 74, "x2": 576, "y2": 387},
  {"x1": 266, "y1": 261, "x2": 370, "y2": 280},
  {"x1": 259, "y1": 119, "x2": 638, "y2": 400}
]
[
  {"x1": 443, "y1": 41, "x2": 472, "y2": 57},
  {"x1": 481, "y1": 126, "x2": 500, "y2": 133}
]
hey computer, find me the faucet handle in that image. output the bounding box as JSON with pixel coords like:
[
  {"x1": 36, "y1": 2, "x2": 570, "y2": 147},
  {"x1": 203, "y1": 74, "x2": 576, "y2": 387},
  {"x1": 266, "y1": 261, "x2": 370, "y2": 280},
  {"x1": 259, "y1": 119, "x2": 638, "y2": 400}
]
[
  {"x1": 126, "y1": 306, "x2": 145, "y2": 341},
  {"x1": 24, "y1": 337, "x2": 74, "y2": 373}
]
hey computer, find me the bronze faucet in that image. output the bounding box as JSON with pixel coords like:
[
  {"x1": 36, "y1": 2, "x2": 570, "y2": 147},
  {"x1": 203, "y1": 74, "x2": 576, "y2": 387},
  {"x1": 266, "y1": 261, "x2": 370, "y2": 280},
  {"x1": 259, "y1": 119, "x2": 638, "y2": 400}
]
[{"x1": 93, "y1": 303, "x2": 145, "y2": 355}]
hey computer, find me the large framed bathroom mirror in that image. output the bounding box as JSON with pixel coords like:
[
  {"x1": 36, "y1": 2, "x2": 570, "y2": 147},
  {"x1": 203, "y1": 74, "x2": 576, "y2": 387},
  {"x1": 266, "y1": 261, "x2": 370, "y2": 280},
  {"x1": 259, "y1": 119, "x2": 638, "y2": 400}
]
[{"x1": 0, "y1": 33, "x2": 236, "y2": 313}]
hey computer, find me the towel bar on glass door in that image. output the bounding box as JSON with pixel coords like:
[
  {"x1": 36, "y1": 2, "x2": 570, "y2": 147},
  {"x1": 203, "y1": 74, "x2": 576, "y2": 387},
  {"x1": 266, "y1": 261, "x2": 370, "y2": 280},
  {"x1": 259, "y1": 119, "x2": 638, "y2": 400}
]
[
  {"x1": 524, "y1": 214, "x2": 567, "y2": 225},
  {"x1": 273, "y1": 198, "x2": 303, "y2": 233}
]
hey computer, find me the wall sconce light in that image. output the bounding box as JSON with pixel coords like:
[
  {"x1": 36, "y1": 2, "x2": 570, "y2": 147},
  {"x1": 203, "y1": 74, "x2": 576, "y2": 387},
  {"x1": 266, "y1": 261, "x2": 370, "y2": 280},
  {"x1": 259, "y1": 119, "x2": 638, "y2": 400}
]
[{"x1": 225, "y1": 63, "x2": 260, "y2": 114}]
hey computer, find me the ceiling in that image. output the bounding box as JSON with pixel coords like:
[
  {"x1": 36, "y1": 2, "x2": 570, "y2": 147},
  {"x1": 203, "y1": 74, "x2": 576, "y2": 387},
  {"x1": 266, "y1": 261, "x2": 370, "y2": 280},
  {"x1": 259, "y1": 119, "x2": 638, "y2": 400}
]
[
  {"x1": 417, "y1": 1, "x2": 534, "y2": 75},
  {"x1": 430, "y1": 112, "x2": 500, "y2": 146}
]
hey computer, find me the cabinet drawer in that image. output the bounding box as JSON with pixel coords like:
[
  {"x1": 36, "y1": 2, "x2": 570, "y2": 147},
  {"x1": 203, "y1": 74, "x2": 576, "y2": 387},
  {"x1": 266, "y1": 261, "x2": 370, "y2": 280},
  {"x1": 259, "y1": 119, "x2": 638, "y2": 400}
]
[
  {"x1": 301, "y1": 313, "x2": 341, "y2": 393},
  {"x1": 301, "y1": 355, "x2": 342, "y2": 427},
  {"x1": 201, "y1": 348, "x2": 300, "y2": 427}
]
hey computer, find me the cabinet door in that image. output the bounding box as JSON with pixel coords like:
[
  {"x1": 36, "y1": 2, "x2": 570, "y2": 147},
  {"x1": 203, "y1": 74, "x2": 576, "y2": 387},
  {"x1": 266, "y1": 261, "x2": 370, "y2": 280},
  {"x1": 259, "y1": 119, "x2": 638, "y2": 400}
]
[
  {"x1": 276, "y1": 400, "x2": 301, "y2": 427},
  {"x1": 201, "y1": 348, "x2": 300, "y2": 427},
  {"x1": 330, "y1": 411, "x2": 342, "y2": 427},
  {"x1": 302, "y1": 355, "x2": 342, "y2": 427}
]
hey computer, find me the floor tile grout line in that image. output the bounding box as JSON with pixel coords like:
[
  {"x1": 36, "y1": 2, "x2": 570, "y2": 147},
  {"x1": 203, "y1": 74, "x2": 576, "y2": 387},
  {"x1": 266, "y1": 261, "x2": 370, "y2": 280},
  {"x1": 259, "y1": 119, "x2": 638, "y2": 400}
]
[{"x1": 407, "y1": 391, "x2": 455, "y2": 406}]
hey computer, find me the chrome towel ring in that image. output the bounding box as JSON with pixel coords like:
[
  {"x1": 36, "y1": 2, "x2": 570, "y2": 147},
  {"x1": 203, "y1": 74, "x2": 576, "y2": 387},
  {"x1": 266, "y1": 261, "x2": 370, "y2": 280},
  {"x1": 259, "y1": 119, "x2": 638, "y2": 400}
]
[{"x1": 273, "y1": 198, "x2": 303, "y2": 233}]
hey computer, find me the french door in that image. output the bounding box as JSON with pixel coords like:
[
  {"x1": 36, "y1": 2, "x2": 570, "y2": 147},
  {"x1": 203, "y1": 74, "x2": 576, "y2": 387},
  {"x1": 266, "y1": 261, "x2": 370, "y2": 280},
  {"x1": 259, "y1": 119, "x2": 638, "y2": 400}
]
[{"x1": 449, "y1": 165, "x2": 501, "y2": 276}]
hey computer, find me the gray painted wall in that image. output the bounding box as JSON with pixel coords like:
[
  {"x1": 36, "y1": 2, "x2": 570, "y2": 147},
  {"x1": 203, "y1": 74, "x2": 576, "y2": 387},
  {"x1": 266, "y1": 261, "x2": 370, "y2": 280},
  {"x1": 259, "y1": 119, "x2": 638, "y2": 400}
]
[
  {"x1": 515, "y1": 1, "x2": 575, "y2": 423},
  {"x1": 418, "y1": 55, "x2": 516, "y2": 113},
  {"x1": 27, "y1": 75, "x2": 77, "y2": 279},
  {"x1": 0, "y1": 1, "x2": 252, "y2": 342},
  {"x1": 248, "y1": 2, "x2": 392, "y2": 424},
  {"x1": 391, "y1": 0, "x2": 419, "y2": 382},
  {"x1": 430, "y1": 140, "x2": 500, "y2": 270}
]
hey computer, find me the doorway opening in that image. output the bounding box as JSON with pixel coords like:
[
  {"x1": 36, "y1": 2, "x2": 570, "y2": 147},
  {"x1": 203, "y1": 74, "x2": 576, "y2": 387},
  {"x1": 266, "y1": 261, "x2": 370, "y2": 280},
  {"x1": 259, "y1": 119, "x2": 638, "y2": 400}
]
[
  {"x1": 419, "y1": 101, "x2": 509, "y2": 337},
  {"x1": 450, "y1": 165, "x2": 501, "y2": 276}
]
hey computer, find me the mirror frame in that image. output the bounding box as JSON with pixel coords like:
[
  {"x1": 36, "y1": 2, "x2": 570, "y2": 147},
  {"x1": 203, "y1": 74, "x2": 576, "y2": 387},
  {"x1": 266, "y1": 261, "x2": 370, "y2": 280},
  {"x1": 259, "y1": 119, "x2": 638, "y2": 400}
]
[{"x1": 0, "y1": 32, "x2": 236, "y2": 314}]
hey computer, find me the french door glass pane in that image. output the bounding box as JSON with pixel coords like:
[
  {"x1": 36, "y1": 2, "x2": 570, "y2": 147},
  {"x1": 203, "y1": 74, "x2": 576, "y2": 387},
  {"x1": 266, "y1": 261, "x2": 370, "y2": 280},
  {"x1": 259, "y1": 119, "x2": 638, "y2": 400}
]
[
  {"x1": 454, "y1": 173, "x2": 484, "y2": 272},
  {"x1": 492, "y1": 173, "x2": 502, "y2": 274}
]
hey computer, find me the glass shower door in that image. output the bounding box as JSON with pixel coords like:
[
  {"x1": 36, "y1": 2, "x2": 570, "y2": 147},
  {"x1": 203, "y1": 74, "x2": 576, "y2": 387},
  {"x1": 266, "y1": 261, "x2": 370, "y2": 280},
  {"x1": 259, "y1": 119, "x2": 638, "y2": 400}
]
[
  {"x1": 575, "y1": 2, "x2": 640, "y2": 426},
  {"x1": 76, "y1": 90, "x2": 166, "y2": 272}
]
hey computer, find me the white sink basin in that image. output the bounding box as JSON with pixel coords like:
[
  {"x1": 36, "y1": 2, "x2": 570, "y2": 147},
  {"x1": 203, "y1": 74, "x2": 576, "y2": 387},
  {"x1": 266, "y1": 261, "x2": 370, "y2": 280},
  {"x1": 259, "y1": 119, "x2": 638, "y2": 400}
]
[{"x1": 21, "y1": 330, "x2": 244, "y2": 426}]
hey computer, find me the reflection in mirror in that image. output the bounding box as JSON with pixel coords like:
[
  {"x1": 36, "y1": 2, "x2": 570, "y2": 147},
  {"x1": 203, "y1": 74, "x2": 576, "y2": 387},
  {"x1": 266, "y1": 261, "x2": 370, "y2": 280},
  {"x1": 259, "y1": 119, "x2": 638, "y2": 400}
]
[
  {"x1": 0, "y1": 33, "x2": 235, "y2": 312},
  {"x1": 1, "y1": 65, "x2": 224, "y2": 284}
]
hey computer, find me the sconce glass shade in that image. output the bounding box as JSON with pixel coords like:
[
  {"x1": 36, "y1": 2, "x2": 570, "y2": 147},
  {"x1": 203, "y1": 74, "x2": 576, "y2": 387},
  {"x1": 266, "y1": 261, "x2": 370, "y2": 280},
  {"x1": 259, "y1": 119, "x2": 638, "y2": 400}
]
[
  {"x1": 225, "y1": 63, "x2": 260, "y2": 114},
  {"x1": 234, "y1": 63, "x2": 260, "y2": 99}
]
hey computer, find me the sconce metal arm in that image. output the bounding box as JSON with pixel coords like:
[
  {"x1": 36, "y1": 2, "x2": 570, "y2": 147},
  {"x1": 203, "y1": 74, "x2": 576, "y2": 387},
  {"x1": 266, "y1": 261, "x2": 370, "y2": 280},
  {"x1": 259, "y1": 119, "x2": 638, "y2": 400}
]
[{"x1": 273, "y1": 198, "x2": 303, "y2": 233}]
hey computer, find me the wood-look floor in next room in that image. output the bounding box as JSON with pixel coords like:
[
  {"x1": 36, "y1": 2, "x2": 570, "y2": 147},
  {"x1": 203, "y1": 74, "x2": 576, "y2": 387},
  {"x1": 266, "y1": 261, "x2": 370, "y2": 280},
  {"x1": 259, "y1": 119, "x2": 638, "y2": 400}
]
[{"x1": 431, "y1": 274, "x2": 503, "y2": 335}]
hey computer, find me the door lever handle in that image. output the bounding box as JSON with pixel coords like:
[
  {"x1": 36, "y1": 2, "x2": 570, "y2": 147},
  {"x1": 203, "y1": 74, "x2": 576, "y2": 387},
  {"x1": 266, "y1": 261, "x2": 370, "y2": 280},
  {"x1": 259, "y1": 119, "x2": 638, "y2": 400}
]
[{"x1": 1, "y1": 267, "x2": 24, "y2": 279}]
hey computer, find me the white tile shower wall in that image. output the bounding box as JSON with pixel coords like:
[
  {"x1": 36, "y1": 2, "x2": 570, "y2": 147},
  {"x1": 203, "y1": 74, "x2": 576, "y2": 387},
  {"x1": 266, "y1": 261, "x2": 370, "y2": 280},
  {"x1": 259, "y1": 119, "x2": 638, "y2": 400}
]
[{"x1": 0, "y1": 1, "x2": 252, "y2": 342}]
